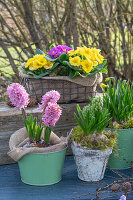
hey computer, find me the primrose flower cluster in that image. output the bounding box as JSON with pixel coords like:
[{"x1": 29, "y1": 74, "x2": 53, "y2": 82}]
[
  {"x1": 68, "y1": 46, "x2": 104, "y2": 73},
  {"x1": 48, "y1": 45, "x2": 72, "y2": 58},
  {"x1": 25, "y1": 54, "x2": 53, "y2": 71},
  {"x1": 23, "y1": 44, "x2": 106, "y2": 78}
]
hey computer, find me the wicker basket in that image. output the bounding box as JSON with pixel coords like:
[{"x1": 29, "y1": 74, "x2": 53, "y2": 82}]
[{"x1": 20, "y1": 69, "x2": 102, "y2": 103}]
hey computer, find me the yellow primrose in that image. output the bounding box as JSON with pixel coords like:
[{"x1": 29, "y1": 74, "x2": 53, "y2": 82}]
[
  {"x1": 25, "y1": 57, "x2": 35, "y2": 68},
  {"x1": 76, "y1": 47, "x2": 83, "y2": 54},
  {"x1": 68, "y1": 49, "x2": 77, "y2": 56},
  {"x1": 38, "y1": 57, "x2": 47, "y2": 66},
  {"x1": 91, "y1": 48, "x2": 101, "y2": 54},
  {"x1": 69, "y1": 56, "x2": 81, "y2": 67},
  {"x1": 95, "y1": 54, "x2": 104, "y2": 64},
  {"x1": 25, "y1": 54, "x2": 53, "y2": 71},
  {"x1": 80, "y1": 46, "x2": 91, "y2": 56},
  {"x1": 81, "y1": 59, "x2": 93, "y2": 73},
  {"x1": 44, "y1": 60, "x2": 53, "y2": 69},
  {"x1": 29, "y1": 60, "x2": 42, "y2": 70}
]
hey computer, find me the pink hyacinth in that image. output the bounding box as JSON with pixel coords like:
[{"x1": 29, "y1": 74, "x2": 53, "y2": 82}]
[
  {"x1": 7, "y1": 83, "x2": 29, "y2": 109},
  {"x1": 39, "y1": 90, "x2": 60, "y2": 112},
  {"x1": 42, "y1": 102, "x2": 62, "y2": 127},
  {"x1": 48, "y1": 45, "x2": 72, "y2": 58}
]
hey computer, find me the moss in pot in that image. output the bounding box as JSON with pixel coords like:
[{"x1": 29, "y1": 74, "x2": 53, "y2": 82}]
[
  {"x1": 101, "y1": 78, "x2": 133, "y2": 169},
  {"x1": 71, "y1": 97, "x2": 117, "y2": 182}
]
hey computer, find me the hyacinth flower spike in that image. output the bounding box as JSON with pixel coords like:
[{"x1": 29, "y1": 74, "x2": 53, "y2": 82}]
[
  {"x1": 39, "y1": 90, "x2": 62, "y2": 144},
  {"x1": 7, "y1": 83, "x2": 29, "y2": 119}
]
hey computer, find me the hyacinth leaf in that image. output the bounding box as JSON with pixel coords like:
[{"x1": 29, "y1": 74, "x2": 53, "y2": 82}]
[
  {"x1": 100, "y1": 117, "x2": 112, "y2": 131},
  {"x1": 32, "y1": 117, "x2": 37, "y2": 139},
  {"x1": 87, "y1": 117, "x2": 95, "y2": 134},
  {"x1": 27, "y1": 71, "x2": 49, "y2": 79},
  {"x1": 77, "y1": 104, "x2": 85, "y2": 123},
  {"x1": 23, "y1": 119, "x2": 29, "y2": 138},
  {"x1": 76, "y1": 104, "x2": 88, "y2": 134},
  {"x1": 90, "y1": 116, "x2": 108, "y2": 133},
  {"x1": 23, "y1": 114, "x2": 43, "y2": 141},
  {"x1": 74, "y1": 113, "x2": 87, "y2": 135},
  {"x1": 35, "y1": 125, "x2": 43, "y2": 141},
  {"x1": 29, "y1": 114, "x2": 34, "y2": 140},
  {"x1": 44, "y1": 126, "x2": 51, "y2": 144},
  {"x1": 35, "y1": 49, "x2": 44, "y2": 55}
]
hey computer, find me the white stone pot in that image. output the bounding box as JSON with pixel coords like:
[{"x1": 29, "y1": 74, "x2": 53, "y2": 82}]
[{"x1": 71, "y1": 142, "x2": 112, "y2": 182}]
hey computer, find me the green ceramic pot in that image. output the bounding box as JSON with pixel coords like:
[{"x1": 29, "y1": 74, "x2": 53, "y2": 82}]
[
  {"x1": 108, "y1": 128, "x2": 133, "y2": 169},
  {"x1": 18, "y1": 147, "x2": 67, "y2": 186}
]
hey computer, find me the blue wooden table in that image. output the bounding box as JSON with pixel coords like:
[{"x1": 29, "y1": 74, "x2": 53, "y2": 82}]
[{"x1": 0, "y1": 156, "x2": 133, "y2": 200}]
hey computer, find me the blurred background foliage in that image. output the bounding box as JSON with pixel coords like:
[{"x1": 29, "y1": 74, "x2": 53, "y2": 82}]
[{"x1": 0, "y1": 0, "x2": 132, "y2": 100}]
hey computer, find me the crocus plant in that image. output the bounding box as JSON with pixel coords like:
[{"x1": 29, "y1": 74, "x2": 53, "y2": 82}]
[
  {"x1": 23, "y1": 45, "x2": 107, "y2": 79},
  {"x1": 7, "y1": 83, "x2": 61, "y2": 146}
]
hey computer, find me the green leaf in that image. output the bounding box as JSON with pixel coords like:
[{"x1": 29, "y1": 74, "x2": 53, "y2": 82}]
[
  {"x1": 44, "y1": 126, "x2": 51, "y2": 143},
  {"x1": 74, "y1": 113, "x2": 87, "y2": 135},
  {"x1": 69, "y1": 71, "x2": 87, "y2": 79},
  {"x1": 45, "y1": 54, "x2": 58, "y2": 62},
  {"x1": 49, "y1": 44, "x2": 55, "y2": 50},
  {"x1": 63, "y1": 61, "x2": 82, "y2": 72},
  {"x1": 70, "y1": 45, "x2": 74, "y2": 49},
  {"x1": 69, "y1": 71, "x2": 78, "y2": 79},
  {"x1": 59, "y1": 53, "x2": 69, "y2": 63},
  {"x1": 36, "y1": 125, "x2": 43, "y2": 141},
  {"x1": 48, "y1": 62, "x2": 60, "y2": 71},
  {"x1": 35, "y1": 49, "x2": 44, "y2": 55},
  {"x1": 27, "y1": 71, "x2": 49, "y2": 79},
  {"x1": 77, "y1": 104, "x2": 85, "y2": 123}
]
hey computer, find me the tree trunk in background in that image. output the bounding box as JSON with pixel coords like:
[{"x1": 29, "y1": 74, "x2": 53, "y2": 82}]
[
  {"x1": 71, "y1": 0, "x2": 79, "y2": 48},
  {"x1": 65, "y1": 0, "x2": 79, "y2": 48},
  {"x1": 21, "y1": 0, "x2": 43, "y2": 50},
  {"x1": 64, "y1": 1, "x2": 72, "y2": 46},
  {"x1": 116, "y1": 0, "x2": 128, "y2": 78}
]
